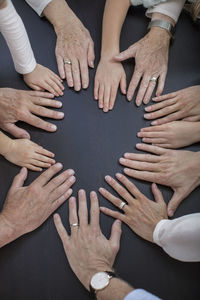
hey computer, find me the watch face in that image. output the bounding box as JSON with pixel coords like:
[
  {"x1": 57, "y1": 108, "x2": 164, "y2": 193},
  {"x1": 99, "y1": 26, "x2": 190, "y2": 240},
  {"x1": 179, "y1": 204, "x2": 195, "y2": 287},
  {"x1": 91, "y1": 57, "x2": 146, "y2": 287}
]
[{"x1": 91, "y1": 272, "x2": 110, "y2": 290}]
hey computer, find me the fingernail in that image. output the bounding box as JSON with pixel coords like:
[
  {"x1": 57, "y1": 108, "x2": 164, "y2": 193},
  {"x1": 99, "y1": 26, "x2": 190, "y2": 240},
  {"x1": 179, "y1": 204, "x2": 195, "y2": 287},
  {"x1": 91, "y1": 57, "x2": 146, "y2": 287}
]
[
  {"x1": 144, "y1": 114, "x2": 150, "y2": 119},
  {"x1": 55, "y1": 163, "x2": 63, "y2": 169},
  {"x1": 152, "y1": 97, "x2": 156, "y2": 100},
  {"x1": 136, "y1": 143, "x2": 142, "y2": 147},
  {"x1": 137, "y1": 132, "x2": 142, "y2": 137},
  {"x1": 136, "y1": 101, "x2": 140, "y2": 107},
  {"x1": 58, "y1": 112, "x2": 64, "y2": 117},
  {"x1": 90, "y1": 61, "x2": 94, "y2": 68},
  {"x1": 151, "y1": 121, "x2": 157, "y2": 125},
  {"x1": 51, "y1": 124, "x2": 57, "y2": 131},
  {"x1": 124, "y1": 153, "x2": 130, "y2": 158},
  {"x1": 99, "y1": 104, "x2": 103, "y2": 109},
  {"x1": 91, "y1": 191, "x2": 96, "y2": 197},
  {"x1": 124, "y1": 168, "x2": 130, "y2": 173},
  {"x1": 116, "y1": 173, "x2": 122, "y2": 178},
  {"x1": 104, "y1": 108, "x2": 109, "y2": 113},
  {"x1": 168, "y1": 209, "x2": 174, "y2": 217},
  {"x1": 67, "y1": 188, "x2": 73, "y2": 195},
  {"x1": 67, "y1": 169, "x2": 75, "y2": 175},
  {"x1": 69, "y1": 176, "x2": 76, "y2": 182},
  {"x1": 119, "y1": 158, "x2": 125, "y2": 163},
  {"x1": 50, "y1": 94, "x2": 54, "y2": 97},
  {"x1": 123, "y1": 89, "x2": 126, "y2": 94},
  {"x1": 105, "y1": 175, "x2": 111, "y2": 181},
  {"x1": 56, "y1": 101, "x2": 62, "y2": 107},
  {"x1": 99, "y1": 187, "x2": 104, "y2": 192},
  {"x1": 127, "y1": 96, "x2": 131, "y2": 101},
  {"x1": 145, "y1": 106, "x2": 151, "y2": 112}
]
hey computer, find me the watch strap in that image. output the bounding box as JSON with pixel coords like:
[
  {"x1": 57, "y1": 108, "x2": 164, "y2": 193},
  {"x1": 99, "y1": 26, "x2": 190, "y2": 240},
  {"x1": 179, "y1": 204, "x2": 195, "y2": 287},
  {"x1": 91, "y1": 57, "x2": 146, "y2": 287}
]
[
  {"x1": 89, "y1": 271, "x2": 116, "y2": 299},
  {"x1": 148, "y1": 19, "x2": 175, "y2": 39}
]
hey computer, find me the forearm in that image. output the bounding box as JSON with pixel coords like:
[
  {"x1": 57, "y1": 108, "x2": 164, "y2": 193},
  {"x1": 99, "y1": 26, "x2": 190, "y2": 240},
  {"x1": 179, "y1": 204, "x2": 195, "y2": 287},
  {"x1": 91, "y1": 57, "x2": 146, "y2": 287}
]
[
  {"x1": 97, "y1": 278, "x2": 133, "y2": 300},
  {"x1": 0, "y1": 214, "x2": 16, "y2": 247},
  {"x1": 0, "y1": 131, "x2": 12, "y2": 156},
  {"x1": 101, "y1": 0, "x2": 130, "y2": 57}
]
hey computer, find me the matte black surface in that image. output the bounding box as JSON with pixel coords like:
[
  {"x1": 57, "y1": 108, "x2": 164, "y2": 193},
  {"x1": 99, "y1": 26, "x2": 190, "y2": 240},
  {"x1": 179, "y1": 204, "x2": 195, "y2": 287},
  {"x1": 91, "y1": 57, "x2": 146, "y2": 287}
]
[{"x1": 0, "y1": 1, "x2": 200, "y2": 299}]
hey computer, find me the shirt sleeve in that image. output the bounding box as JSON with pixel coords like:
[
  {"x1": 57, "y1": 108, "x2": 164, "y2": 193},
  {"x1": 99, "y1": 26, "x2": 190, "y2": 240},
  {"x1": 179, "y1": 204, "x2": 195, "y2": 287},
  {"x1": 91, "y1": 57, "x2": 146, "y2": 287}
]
[
  {"x1": 0, "y1": 0, "x2": 36, "y2": 74},
  {"x1": 153, "y1": 213, "x2": 200, "y2": 262},
  {"x1": 124, "y1": 289, "x2": 162, "y2": 300},
  {"x1": 25, "y1": 0, "x2": 52, "y2": 16},
  {"x1": 146, "y1": 0, "x2": 186, "y2": 23}
]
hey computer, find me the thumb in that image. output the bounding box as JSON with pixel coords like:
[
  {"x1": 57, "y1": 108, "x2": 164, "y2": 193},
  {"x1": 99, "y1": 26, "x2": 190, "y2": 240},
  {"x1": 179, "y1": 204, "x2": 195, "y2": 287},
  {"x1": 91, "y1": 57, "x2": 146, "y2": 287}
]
[
  {"x1": 151, "y1": 183, "x2": 165, "y2": 204},
  {"x1": 114, "y1": 46, "x2": 135, "y2": 62},
  {"x1": 5, "y1": 123, "x2": 30, "y2": 139},
  {"x1": 10, "y1": 167, "x2": 28, "y2": 190},
  {"x1": 109, "y1": 220, "x2": 122, "y2": 254},
  {"x1": 167, "y1": 190, "x2": 185, "y2": 217}
]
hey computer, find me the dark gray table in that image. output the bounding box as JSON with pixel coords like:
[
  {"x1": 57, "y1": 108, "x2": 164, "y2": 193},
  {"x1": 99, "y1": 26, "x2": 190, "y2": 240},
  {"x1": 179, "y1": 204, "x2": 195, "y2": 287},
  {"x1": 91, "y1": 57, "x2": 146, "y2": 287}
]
[{"x1": 0, "y1": 1, "x2": 200, "y2": 299}]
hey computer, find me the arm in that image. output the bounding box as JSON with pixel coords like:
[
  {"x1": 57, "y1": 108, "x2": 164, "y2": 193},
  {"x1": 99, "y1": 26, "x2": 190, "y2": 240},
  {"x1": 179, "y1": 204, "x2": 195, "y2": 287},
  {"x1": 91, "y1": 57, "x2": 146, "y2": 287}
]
[{"x1": 153, "y1": 213, "x2": 200, "y2": 262}]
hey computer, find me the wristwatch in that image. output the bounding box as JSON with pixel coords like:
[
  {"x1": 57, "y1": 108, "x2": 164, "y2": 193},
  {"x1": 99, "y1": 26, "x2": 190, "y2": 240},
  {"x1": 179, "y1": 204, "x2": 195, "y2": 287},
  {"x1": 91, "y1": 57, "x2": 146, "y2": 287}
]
[
  {"x1": 89, "y1": 271, "x2": 116, "y2": 299},
  {"x1": 148, "y1": 19, "x2": 176, "y2": 39}
]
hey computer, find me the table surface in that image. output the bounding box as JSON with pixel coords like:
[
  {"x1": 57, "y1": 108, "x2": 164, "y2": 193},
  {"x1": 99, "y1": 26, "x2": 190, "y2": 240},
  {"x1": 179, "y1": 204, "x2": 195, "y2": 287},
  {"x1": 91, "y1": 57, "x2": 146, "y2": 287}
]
[{"x1": 0, "y1": 1, "x2": 200, "y2": 299}]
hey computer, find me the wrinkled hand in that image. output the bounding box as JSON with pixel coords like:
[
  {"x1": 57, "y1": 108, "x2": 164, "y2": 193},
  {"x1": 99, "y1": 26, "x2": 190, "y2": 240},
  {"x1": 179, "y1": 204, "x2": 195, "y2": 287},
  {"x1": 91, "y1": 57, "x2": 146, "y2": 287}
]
[
  {"x1": 119, "y1": 144, "x2": 200, "y2": 216},
  {"x1": 144, "y1": 85, "x2": 200, "y2": 125},
  {"x1": 23, "y1": 64, "x2": 64, "y2": 97},
  {"x1": 54, "y1": 190, "x2": 122, "y2": 290},
  {"x1": 94, "y1": 57, "x2": 126, "y2": 112},
  {"x1": 138, "y1": 121, "x2": 200, "y2": 149},
  {"x1": 115, "y1": 28, "x2": 170, "y2": 106},
  {"x1": 0, "y1": 88, "x2": 64, "y2": 139},
  {"x1": 99, "y1": 174, "x2": 167, "y2": 243},
  {"x1": 4, "y1": 139, "x2": 56, "y2": 171},
  {"x1": 1, "y1": 163, "x2": 76, "y2": 244},
  {"x1": 55, "y1": 17, "x2": 95, "y2": 91}
]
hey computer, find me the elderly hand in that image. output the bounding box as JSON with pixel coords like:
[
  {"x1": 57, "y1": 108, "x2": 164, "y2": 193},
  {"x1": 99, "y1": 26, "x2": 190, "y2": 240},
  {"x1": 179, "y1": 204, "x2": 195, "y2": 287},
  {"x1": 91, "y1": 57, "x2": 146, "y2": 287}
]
[
  {"x1": 119, "y1": 144, "x2": 200, "y2": 217},
  {"x1": 54, "y1": 190, "x2": 122, "y2": 290},
  {"x1": 144, "y1": 85, "x2": 200, "y2": 125},
  {"x1": 115, "y1": 27, "x2": 170, "y2": 106},
  {"x1": 0, "y1": 163, "x2": 76, "y2": 247},
  {"x1": 99, "y1": 174, "x2": 167, "y2": 243},
  {"x1": 138, "y1": 121, "x2": 200, "y2": 149},
  {"x1": 0, "y1": 88, "x2": 64, "y2": 139},
  {"x1": 23, "y1": 64, "x2": 64, "y2": 97},
  {"x1": 55, "y1": 16, "x2": 95, "y2": 91}
]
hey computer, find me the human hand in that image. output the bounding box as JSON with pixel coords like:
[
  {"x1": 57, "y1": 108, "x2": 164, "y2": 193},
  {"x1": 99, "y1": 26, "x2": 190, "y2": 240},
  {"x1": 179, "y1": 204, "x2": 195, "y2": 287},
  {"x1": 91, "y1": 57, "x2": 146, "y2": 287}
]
[
  {"x1": 119, "y1": 144, "x2": 200, "y2": 216},
  {"x1": 0, "y1": 163, "x2": 76, "y2": 246},
  {"x1": 4, "y1": 139, "x2": 55, "y2": 171},
  {"x1": 54, "y1": 190, "x2": 122, "y2": 290},
  {"x1": 115, "y1": 27, "x2": 170, "y2": 106},
  {"x1": 94, "y1": 57, "x2": 126, "y2": 112},
  {"x1": 144, "y1": 85, "x2": 200, "y2": 125},
  {"x1": 0, "y1": 88, "x2": 64, "y2": 139},
  {"x1": 55, "y1": 16, "x2": 95, "y2": 91},
  {"x1": 23, "y1": 64, "x2": 64, "y2": 97},
  {"x1": 137, "y1": 121, "x2": 200, "y2": 149},
  {"x1": 99, "y1": 174, "x2": 167, "y2": 243}
]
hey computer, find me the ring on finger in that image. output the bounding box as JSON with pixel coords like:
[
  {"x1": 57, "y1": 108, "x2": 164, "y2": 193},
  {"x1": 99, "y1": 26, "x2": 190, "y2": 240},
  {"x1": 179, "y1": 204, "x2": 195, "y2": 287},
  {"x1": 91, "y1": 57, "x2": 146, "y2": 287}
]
[
  {"x1": 70, "y1": 223, "x2": 79, "y2": 228},
  {"x1": 119, "y1": 201, "x2": 126, "y2": 211},
  {"x1": 149, "y1": 76, "x2": 157, "y2": 82},
  {"x1": 64, "y1": 58, "x2": 72, "y2": 65}
]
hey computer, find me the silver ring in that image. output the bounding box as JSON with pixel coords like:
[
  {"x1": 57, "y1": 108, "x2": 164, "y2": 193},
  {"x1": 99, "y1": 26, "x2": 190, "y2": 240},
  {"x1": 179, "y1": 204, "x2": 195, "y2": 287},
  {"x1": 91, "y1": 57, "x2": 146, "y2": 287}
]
[
  {"x1": 150, "y1": 76, "x2": 157, "y2": 82},
  {"x1": 64, "y1": 58, "x2": 72, "y2": 65},
  {"x1": 119, "y1": 201, "x2": 126, "y2": 210},
  {"x1": 70, "y1": 223, "x2": 79, "y2": 228}
]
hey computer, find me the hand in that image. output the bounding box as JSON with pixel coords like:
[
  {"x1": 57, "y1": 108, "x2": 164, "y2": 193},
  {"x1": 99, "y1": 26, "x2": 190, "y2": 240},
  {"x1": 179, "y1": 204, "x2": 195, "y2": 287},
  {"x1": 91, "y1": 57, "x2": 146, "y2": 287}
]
[
  {"x1": 99, "y1": 174, "x2": 167, "y2": 243},
  {"x1": 0, "y1": 88, "x2": 64, "y2": 139},
  {"x1": 115, "y1": 27, "x2": 170, "y2": 106},
  {"x1": 54, "y1": 190, "x2": 122, "y2": 290},
  {"x1": 0, "y1": 163, "x2": 76, "y2": 246},
  {"x1": 4, "y1": 139, "x2": 56, "y2": 171},
  {"x1": 144, "y1": 85, "x2": 200, "y2": 125},
  {"x1": 94, "y1": 57, "x2": 126, "y2": 112},
  {"x1": 23, "y1": 64, "x2": 64, "y2": 97},
  {"x1": 137, "y1": 121, "x2": 200, "y2": 149},
  {"x1": 119, "y1": 144, "x2": 200, "y2": 217},
  {"x1": 55, "y1": 17, "x2": 95, "y2": 91}
]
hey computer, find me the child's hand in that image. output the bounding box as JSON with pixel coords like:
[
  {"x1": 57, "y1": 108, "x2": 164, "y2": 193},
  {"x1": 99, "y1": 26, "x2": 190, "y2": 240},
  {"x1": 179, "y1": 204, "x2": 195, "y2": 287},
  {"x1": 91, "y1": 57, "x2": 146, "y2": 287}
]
[
  {"x1": 23, "y1": 64, "x2": 64, "y2": 97},
  {"x1": 94, "y1": 57, "x2": 126, "y2": 112},
  {"x1": 4, "y1": 139, "x2": 55, "y2": 171}
]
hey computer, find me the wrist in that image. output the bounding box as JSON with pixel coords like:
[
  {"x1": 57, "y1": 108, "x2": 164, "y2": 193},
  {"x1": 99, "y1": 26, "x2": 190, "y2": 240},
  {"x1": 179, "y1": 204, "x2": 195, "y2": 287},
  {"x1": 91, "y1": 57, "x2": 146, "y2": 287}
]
[
  {"x1": 0, "y1": 213, "x2": 18, "y2": 247},
  {"x1": 100, "y1": 48, "x2": 119, "y2": 60},
  {"x1": 85, "y1": 265, "x2": 113, "y2": 291},
  {"x1": 0, "y1": 135, "x2": 13, "y2": 157},
  {"x1": 151, "y1": 12, "x2": 175, "y2": 26}
]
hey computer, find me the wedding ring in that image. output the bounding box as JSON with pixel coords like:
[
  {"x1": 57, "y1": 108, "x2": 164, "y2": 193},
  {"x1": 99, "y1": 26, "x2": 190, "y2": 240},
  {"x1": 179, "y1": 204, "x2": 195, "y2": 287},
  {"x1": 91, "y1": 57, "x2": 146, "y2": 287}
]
[
  {"x1": 64, "y1": 58, "x2": 72, "y2": 65},
  {"x1": 70, "y1": 223, "x2": 79, "y2": 228},
  {"x1": 150, "y1": 76, "x2": 157, "y2": 82},
  {"x1": 119, "y1": 201, "x2": 126, "y2": 210}
]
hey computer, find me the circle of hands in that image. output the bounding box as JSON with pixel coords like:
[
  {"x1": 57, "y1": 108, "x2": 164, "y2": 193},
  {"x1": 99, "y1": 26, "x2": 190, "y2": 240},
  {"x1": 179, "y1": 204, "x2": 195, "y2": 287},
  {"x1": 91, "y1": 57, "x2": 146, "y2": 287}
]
[{"x1": 1, "y1": 11, "x2": 200, "y2": 292}]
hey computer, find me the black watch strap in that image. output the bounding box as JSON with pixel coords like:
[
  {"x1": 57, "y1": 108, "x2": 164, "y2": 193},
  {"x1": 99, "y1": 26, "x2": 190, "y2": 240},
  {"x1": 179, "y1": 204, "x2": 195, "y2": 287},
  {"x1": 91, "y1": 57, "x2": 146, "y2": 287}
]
[{"x1": 89, "y1": 271, "x2": 116, "y2": 299}]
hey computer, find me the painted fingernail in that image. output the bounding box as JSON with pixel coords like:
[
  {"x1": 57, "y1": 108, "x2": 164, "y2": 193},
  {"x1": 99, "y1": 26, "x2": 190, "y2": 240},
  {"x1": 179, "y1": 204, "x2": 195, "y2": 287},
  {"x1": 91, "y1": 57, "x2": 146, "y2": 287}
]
[
  {"x1": 105, "y1": 175, "x2": 111, "y2": 181},
  {"x1": 151, "y1": 121, "x2": 157, "y2": 125},
  {"x1": 51, "y1": 124, "x2": 57, "y2": 131},
  {"x1": 67, "y1": 169, "x2": 75, "y2": 175}
]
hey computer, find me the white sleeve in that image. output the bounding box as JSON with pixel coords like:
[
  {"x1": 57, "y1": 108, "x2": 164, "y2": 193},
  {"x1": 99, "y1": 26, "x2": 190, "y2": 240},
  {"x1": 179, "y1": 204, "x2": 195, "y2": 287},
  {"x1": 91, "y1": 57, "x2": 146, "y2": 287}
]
[
  {"x1": 25, "y1": 0, "x2": 52, "y2": 16},
  {"x1": 153, "y1": 213, "x2": 200, "y2": 262},
  {"x1": 146, "y1": 0, "x2": 186, "y2": 23},
  {"x1": 0, "y1": 0, "x2": 36, "y2": 74}
]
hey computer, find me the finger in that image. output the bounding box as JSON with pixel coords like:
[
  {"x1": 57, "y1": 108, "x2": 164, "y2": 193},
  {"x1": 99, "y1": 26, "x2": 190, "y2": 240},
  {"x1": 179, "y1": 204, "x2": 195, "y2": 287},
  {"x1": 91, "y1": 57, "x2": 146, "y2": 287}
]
[
  {"x1": 123, "y1": 152, "x2": 160, "y2": 163},
  {"x1": 144, "y1": 104, "x2": 178, "y2": 121},
  {"x1": 153, "y1": 144, "x2": 171, "y2": 149},
  {"x1": 69, "y1": 196, "x2": 79, "y2": 232},
  {"x1": 127, "y1": 70, "x2": 142, "y2": 103},
  {"x1": 104, "y1": 175, "x2": 134, "y2": 204},
  {"x1": 109, "y1": 220, "x2": 122, "y2": 253},
  {"x1": 94, "y1": 78, "x2": 99, "y2": 100},
  {"x1": 123, "y1": 168, "x2": 160, "y2": 183},
  {"x1": 24, "y1": 113, "x2": 57, "y2": 132},
  {"x1": 167, "y1": 191, "x2": 185, "y2": 217},
  {"x1": 25, "y1": 164, "x2": 42, "y2": 172},
  {"x1": 152, "y1": 91, "x2": 178, "y2": 102},
  {"x1": 100, "y1": 206, "x2": 126, "y2": 222},
  {"x1": 109, "y1": 84, "x2": 118, "y2": 110},
  {"x1": 50, "y1": 74, "x2": 65, "y2": 91},
  {"x1": 33, "y1": 163, "x2": 63, "y2": 186},
  {"x1": 138, "y1": 131, "x2": 166, "y2": 138},
  {"x1": 51, "y1": 176, "x2": 75, "y2": 201},
  {"x1": 151, "y1": 112, "x2": 181, "y2": 126},
  {"x1": 151, "y1": 183, "x2": 165, "y2": 204},
  {"x1": 120, "y1": 74, "x2": 127, "y2": 95},
  {"x1": 143, "y1": 80, "x2": 157, "y2": 105},
  {"x1": 28, "y1": 83, "x2": 45, "y2": 91},
  {"x1": 182, "y1": 116, "x2": 200, "y2": 122},
  {"x1": 54, "y1": 214, "x2": 69, "y2": 245},
  {"x1": 136, "y1": 143, "x2": 165, "y2": 155},
  {"x1": 51, "y1": 189, "x2": 73, "y2": 212},
  {"x1": 103, "y1": 86, "x2": 111, "y2": 113},
  {"x1": 80, "y1": 58, "x2": 89, "y2": 89},
  {"x1": 43, "y1": 81, "x2": 60, "y2": 97},
  {"x1": 135, "y1": 75, "x2": 151, "y2": 106},
  {"x1": 156, "y1": 71, "x2": 167, "y2": 96},
  {"x1": 98, "y1": 84, "x2": 104, "y2": 109},
  {"x1": 142, "y1": 138, "x2": 167, "y2": 144},
  {"x1": 114, "y1": 47, "x2": 135, "y2": 62},
  {"x1": 87, "y1": 40, "x2": 95, "y2": 68},
  {"x1": 47, "y1": 78, "x2": 64, "y2": 96},
  {"x1": 90, "y1": 191, "x2": 100, "y2": 228},
  {"x1": 56, "y1": 55, "x2": 65, "y2": 79},
  {"x1": 30, "y1": 159, "x2": 52, "y2": 169},
  {"x1": 139, "y1": 125, "x2": 165, "y2": 132},
  {"x1": 29, "y1": 91, "x2": 55, "y2": 98},
  {"x1": 5, "y1": 123, "x2": 30, "y2": 139},
  {"x1": 120, "y1": 158, "x2": 158, "y2": 172},
  {"x1": 33, "y1": 154, "x2": 55, "y2": 165},
  {"x1": 78, "y1": 189, "x2": 88, "y2": 226},
  {"x1": 144, "y1": 97, "x2": 177, "y2": 113},
  {"x1": 33, "y1": 97, "x2": 62, "y2": 109},
  {"x1": 10, "y1": 167, "x2": 28, "y2": 190},
  {"x1": 72, "y1": 59, "x2": 81, "y2": 91},
  {"x1": 36, "y1": 147, "x2": 55, "y2": 159},
  {"x1": 32, "y1": 103, "x2": 64, "y2": 120},
  {"x1": 115, "y1": 173, "x2": 144, "y2": 199},
  {"x1": 46, "y1": 169, "x2": 75, "y2": 192}
]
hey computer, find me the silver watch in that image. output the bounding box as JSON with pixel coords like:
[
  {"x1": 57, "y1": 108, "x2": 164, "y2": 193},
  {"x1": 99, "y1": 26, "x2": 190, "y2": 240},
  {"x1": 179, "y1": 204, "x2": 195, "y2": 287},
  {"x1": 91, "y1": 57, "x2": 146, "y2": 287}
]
[
  {"x1": 148, "y1": 19, "x2": 175, "y2": 39},
  {"x1": 89, "y1": 271, "x2": 116, "y2": 298}
]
